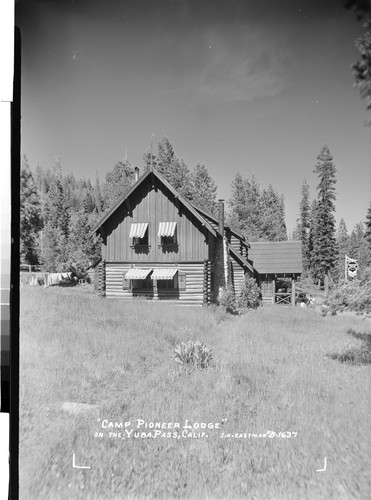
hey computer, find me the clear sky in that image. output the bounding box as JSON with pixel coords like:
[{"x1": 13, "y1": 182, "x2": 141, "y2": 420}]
[{"x1": 16, "y1": 0, "x2": 371, "y2": 235}]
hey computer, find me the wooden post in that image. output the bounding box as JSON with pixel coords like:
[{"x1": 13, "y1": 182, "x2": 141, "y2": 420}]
[
  {"x1": 291, "y1": 276, "x2": 296, "y2": 307},
  {"x1": 272, "y1": 276, "x2": 275, "y2": 304},
  {"x1": 153, "y1": 279, "x2": 158, "y2": 300}
]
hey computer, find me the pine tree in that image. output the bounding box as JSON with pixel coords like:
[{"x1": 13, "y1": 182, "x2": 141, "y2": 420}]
[
  {"x1": 103, "y1": 159, "x2": 135, "y2": 210},
  {"x1": 20, "y1": 156, "x2": 43, "y2": 264},
  {"x1": 82, "y1": 190, "x2": 96, "y2": 214},
  {"x1": 292, "y1": 221, "x2": 301, "y2": 240},
  {"x1": 348, "y1": 221, "x2": 371, "y2": 277},
  {"x1": 143, "y1": 149, "x2": 157, "y2": 171},
  {"x1": 299, "y1": 180, "x2": 311, "y2": 272},
  {"x1": 260, "y1": 186, "x2": 287, "y2": 241},
  {"x1": 41, "y1": 159, "x2": 70, "y2": 270},
  {"x1": 44, "y1": 159, "x2": 70, "y2": 238},
  {"x1": 93, "y1": 172, "x2": 104, "y2": 214},
  {"x1": 348, "y1": 223, "x2": 362, "y2": 258},
  {"x1": 311, "y1": 146, "x2": 338, "y2": 283},
  {"x1": 365, "y1": 202, "x2": 371, "y2": 249},
  {"x1": 227, "y1": 172, "x2": 248, "y2": 234},
  {"x1": 244, "y1": 176, "x2": 263, "y2": 241},
  {"x1": 171, "y1": 158, "x2": 193, "y2": 200},
  {"x1": 67, "y1": 209, "x2": 101, "y2": 277},
  {"x1": 308, "y1": 199, "x2": 319, "y2": 280},
  {"x1": 41, "y1": 222, "x2": 68, "y2": 272},
  {"x1": 228, "y1": 173, "x2": 286, "y2": 242},
  {"x1": 191, "y1": 163, "x2": 218, "y2": 215},
  {"x1": 336, "y1": 218, "x2": 349, "y2": 282},
  {"x1": 345, "y1": 0, "x2": 371, "y2": 124},
  {"x1": 156, "y1": 136, "x2": 176, "y2": 181},
  {"x1": 62, "y1": 173, "x2": 78, "y2": 210}
]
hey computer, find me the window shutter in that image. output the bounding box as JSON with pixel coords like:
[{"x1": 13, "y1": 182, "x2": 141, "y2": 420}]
[
  {"x1": 123, "y1": 274, "x2": 131, "y2": 290},
  {"x1": 178, "y1": 272, "x2": 186, "y2": 290}
]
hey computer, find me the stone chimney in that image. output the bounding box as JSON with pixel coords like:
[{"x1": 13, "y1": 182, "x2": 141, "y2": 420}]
[
  {"x1": 218, "y1": 199, "x2": 225, "y2": 235},
  {"x1": 213, "y1": 199, "x2": 229, "y2": 301},
  {"x1": 134, "y1": 166, "x2": 139, "y2": 182}
]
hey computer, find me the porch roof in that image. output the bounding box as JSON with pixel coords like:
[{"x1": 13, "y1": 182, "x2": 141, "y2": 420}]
[{"x1": 249, "y1": 241, "x2": 303, "y2": 275}]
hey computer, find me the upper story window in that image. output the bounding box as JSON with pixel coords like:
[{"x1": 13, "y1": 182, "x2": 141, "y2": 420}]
[
  {"x1": 158, "y1": 222, "x2": 177, "y2": 246},
  {"x1": 129, "y1": 223, "x2": 149, "y2": 246}
]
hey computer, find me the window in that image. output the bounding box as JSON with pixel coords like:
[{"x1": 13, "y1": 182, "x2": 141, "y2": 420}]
[
  {"x1": 161, "y1": 235, "x2": 176, "y2": 245},
  {"x1": 133, "y1": 232, "x2": 148, "y2": 246},
  {"x1": 132, "y1": 278, "x2": 153, "y2": 290},
  {"x1": 157, "y1": 275, "x2": 178, "y2": 289},
  {"x1": 158, "y1": 222, "x2": 177, "y2": 246},
  {"x1": 129, "y1": 223, "x2": 149, "y2": 247}
]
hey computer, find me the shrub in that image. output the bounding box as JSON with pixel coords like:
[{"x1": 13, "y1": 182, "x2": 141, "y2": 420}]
[
  {"x1": 173, "y1": 340, "x2": 213, "y2": 369},
  {"x1": 218, "y1": 277, "x2": 262, "y2": 315},
  {"x1": 323, "y1": 280, "x2": 371, "y2": 316},
  {"x1": 218, "y1": 284, "x2": 239, "y2": 315},
  {"x1": 237, "y1": 276, "x2": 262, "y2": 310}
]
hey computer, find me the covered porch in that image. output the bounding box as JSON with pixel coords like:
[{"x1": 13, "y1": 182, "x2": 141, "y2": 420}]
[
  {"x1": 258, "y1": 273, "x2": 299, "y2": 306},
  {"x1": 249, "y1": 241, "x2": 303, "y2": 306}
]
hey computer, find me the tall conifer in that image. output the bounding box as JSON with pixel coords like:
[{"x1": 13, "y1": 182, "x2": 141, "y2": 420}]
[
  {"x1": 103, "y1": 159, "x2": 135, "y2": 210},
  {"x1": 299, "y1": 180, "x2": 311, "y2": 272},
  {"x1": 311, "y1": 146, "x2": 338, "y2": 282},
  {"x1": 20, "y1": 156, "x2": 43, "y2": 264},
  {"x1": 365, "y1": 202, "x2": 371, "y2": 249},
  {"x1": 336, "y1": 218, "x2": 349, "y2": 282},
  {"x1": 191, "y1": 163, "x2": 218, "y2": 215}
]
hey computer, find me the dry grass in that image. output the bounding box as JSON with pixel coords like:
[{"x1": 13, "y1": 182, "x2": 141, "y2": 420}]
[{"x1": 20, "y1": 286, "x2": 371, "y2": 499}]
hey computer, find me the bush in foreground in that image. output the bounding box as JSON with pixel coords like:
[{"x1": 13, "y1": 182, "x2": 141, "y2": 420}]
[
  {"x1": 218, "y1": 276, "x2": 262, "y2": 315},
  {"x1": 173, "y1": 340, "x2": 213, "y2": 370},
  {"x1": 322, "y1": 280, "x2": 371, "y2": 316}
]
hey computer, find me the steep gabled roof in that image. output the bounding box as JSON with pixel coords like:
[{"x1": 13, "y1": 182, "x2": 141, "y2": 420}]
[
  {"x1": 192, "y1": 204, "x2": 250, "y2": 247},
  {"x1": 91, "y1": 168, "x2": 218, "y2": 238},
  {"x1": 249, "y1": 241, "x2": 303, "y2": 274},
  {"x1": 229, "y1": 246, "x2": 255, "y2": 274}
]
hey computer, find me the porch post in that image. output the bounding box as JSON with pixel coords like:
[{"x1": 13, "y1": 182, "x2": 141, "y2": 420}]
[
  {"x1": 272, "y1": 276, "x2": 275, "y2": 304},
  {"x1": 291, "y1": 276, "x2": 296, "y2": 307}
]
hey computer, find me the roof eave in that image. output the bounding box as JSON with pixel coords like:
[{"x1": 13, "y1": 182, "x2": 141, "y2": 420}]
[
  {"x1": 229, "y1": 246, "x2": 254, "y2": 274},
  {"x1": 90, "y1": 168, "x2": 218, "y2": 239},
  {"x1": 192, "y1": 203, "x2": 248, "y2": 243},
  {"x1": 91, "y1": 169, "x2": 152, "y2": 235}
]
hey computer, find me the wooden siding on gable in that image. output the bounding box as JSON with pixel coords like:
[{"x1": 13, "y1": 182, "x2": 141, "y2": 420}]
[
  {"x1": 249, "y1": 241, "x2": 303, "y2": 275},
  {"x1": 104, "y1": 177, "x2": 209, "y2": 263}
]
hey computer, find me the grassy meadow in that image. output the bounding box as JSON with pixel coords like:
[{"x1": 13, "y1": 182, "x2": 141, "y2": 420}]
[{"x1": 20, "y1": 286, "x2": 370, "y2": 500}]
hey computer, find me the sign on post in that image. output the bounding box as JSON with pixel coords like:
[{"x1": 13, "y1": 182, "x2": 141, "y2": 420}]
[{"x1": 345, "y1": 255, "x2": 358, "y2": 280}]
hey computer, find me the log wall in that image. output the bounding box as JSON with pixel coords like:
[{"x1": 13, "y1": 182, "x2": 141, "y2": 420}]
[
  {"x1": 231, "y1": 261, "x2": 245, "y2": 296},
  {"x1": 105, "y1": 261, "x2": 206, "y2": 305}
]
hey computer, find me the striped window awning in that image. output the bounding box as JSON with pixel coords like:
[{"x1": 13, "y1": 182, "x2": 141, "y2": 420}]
[
  {"x1": 158, "y1": 222, "x2": 177, "y2": 237},
  {"x1": 125, "y1": 268, "x2": 152, "y2": 280},
  {"x1": 129, "y1": 223, "x2": 148, "y2": 239},
  {"x1": 151, "y1": 268, "x2": 178, "y2": 280}
]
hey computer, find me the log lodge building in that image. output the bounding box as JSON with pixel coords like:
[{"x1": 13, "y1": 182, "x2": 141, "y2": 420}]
[{"x1": 91, "y1": 167, "x2": 302, "y2": 306}]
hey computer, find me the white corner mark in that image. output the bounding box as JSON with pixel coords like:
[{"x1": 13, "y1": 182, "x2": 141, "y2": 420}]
[
  {"x1": 316, "y1": 457, "x2": 327, "y2": 472},
  {"x1": 72, "y1": 453, "x2": 91, "y2": 470}
]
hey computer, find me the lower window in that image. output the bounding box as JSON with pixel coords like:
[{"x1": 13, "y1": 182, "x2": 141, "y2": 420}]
[
  {"x1": 132, "y1": 278, "x2": 153, "y2": 290},
  {"x1": 157, "y1": 275, "x2": 178, "y2": 289}
]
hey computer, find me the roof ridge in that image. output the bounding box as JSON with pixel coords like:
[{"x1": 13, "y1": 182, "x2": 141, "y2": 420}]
[{"x1": 91, "y1": 167, "x2": 218, "y2": 238}]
